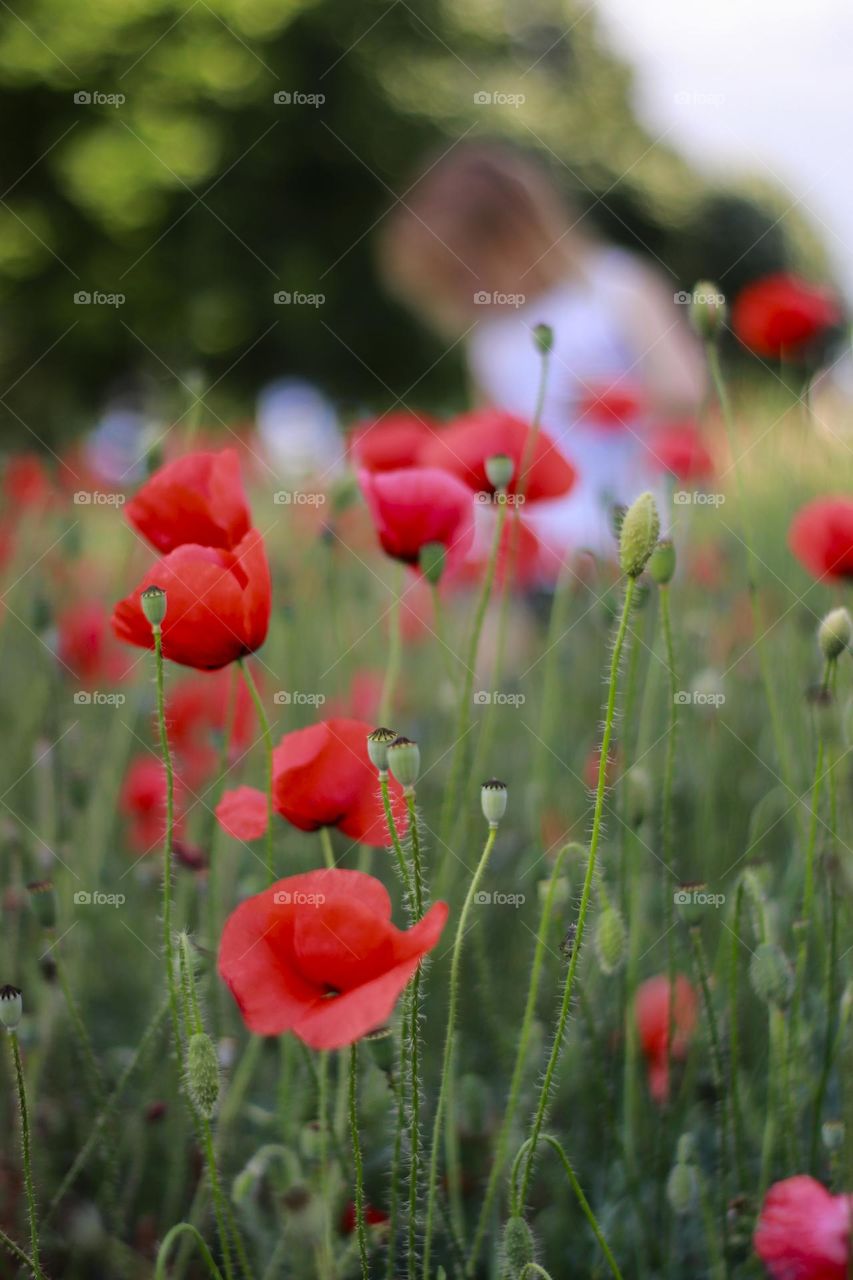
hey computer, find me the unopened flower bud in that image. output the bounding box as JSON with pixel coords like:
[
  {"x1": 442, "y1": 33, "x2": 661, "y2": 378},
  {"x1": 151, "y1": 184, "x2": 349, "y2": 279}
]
[
  {"x1": 0, "y1": 985, "x2": 22, "y2": 1030},
  {"x1": 367, "y1": 727, "x2": 398, "y2": 773},
  {"x1": 186, "y1": 1032, "x2": 220, "y2": 1117},
  {"x1": 619, "y1": 492, "x2": 660, "y2": 578},
  {"x1": 387, "y1": 737, "x2": 420, "y2": 789},
  {"x1": 502, "y1": 1215, "x2": 536, "y2": 1277},
  {"x1": 648, "y1": 538, "x2": 676, "y2": 586},
  {"x1": 533, "y1": 323, "x2": 554, "y2": 354},
  {"x1": 676, "y1": 1133, "x2": 695, "y2": 1164},
  {"x1": 481, "y1": 778, "x2": 508, "y2": 826},
  {"x1": 749, "y1": 943, "x2": 794, "y2": 1009},
  {"x1": 689, "y1": 282, "x2": 727, "y2": 341},
  {"x1": 819, "y1": 607, "x2": 852, "y2": 661},
  {"x1": 666, "y1": 1160, "x2": 699, "y2": 1215},
  {"x1": 140, "y1": 585, "x2": 167, "y2": 629},
  {"x1": 594, "y1": 901, "x2": 626, "y2": 975},
  {"x1": 26, "y1": 880, "x2": 57, "y2": 930},
  {"x1": 419, "y1": 541, "x2": 446, "y2": 585},
  {"x1": 822, "y1": 1120, "x2": 844, "y2": 1152},
  {"x1": 485, "y1": 454, "x2": 515, "y2": 492}
]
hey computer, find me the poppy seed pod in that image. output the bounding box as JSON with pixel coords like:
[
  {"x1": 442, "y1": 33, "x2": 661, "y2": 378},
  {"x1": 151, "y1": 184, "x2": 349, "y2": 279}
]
[
  {"x1": 689, "y1": 282, "x2": 727, "y2": 341},
  {"x1": 619, "y1": 492, "x2": 661, "y2": 578},
  {"x1": 186, "y1": 1031, "x2": 220, "y2": 1117},
  {"x1": 419, "y1": 541, "x2": 447, "y2": 585},
  {"x1": 0, "y1": 985, "x2": 22, "y2": 1030},
  {"x1": 502, "y1": 1215, "x2": 536, "y2": 1277},
  {"x1": 750, "y1": 943, "x2": 794, "y2": 1009},
  {"x1": 140, "y1": 585, "x2": 167, "y2": 629},
  {"x1": 648, "y1": 538, "x2": 676, "y2": 586},
  {"x1": 387, "y1": 737, "x2": 420, "y2": 790},
  {"x1": 484, "y1": 453, "x2": 515, "y2": 493},
  {"x1": 818, "y1": 607, "x2": 852, "y2": 661},
  {"x1": 533, "y1": 322, "x2": 554, "y2": 354},
  {"x1": 367, "y1": 727, "x2": 398, "y2": 773},
  {"x1": 481, "y1": 778, "x2": 508, "y2": 826}
]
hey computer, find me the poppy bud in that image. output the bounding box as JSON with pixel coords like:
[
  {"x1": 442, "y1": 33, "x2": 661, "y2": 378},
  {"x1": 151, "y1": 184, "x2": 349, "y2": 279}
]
[
  {"x1": 749, "y1": 943, "x2": 794, "y2": 1009},
  {"x1": 481, "y1": 778, "x2": 508, "y2": 827},
  {"x1": 387, "y1": 737, "x2": 420, "y2": 790},
  {"x1": 818, "y1": 607, "x2": 852, "y2": 661},
  {"x1": 533, "y1": 323, "x2": 554, "y2": 355},
  {"x1": 666, "y1": 1160, "x2": 698, "y2": 1215},
  {"x1": 619, "y1": 492, "x2": 661, "y2": 578},
  {"x1": 140, "y1": 585, "x2": 167, "y2": 629},
  {"x1": 367, "y1": 726, "x2": 398, "y2": 773},
  {"x1": 484, "y1": 454, "x2": 515, "y2": 492},
  {"x1": 419, "y1": 541, "x2": 446, "y2": 585},
  {"x1": 186, "y1": 1031, "x2": 220, "y2": 1118},
  {"x1": 594, "y1": 900, "x2": 626, "y2": 975},
  {"x1": 501, "y1": 1215, "x2": 536, "y2": 1277},
  {"x1": 648, "y1": 538, "x2": 676, "y2": 586},
  {"x1": 0, "y1": 985, "x2": 22, "y2": 1030},
  {"x1": 676, "y1": 1133, "x2": 695, "y2": 1164},
  {"x1": 689, "y1": 282, "x2": 727, "y2": 341},
  {"x1": 26, "y1": 880, "x2": 57, "y2": 930},
  {"x1": 822, "y1": 1119, "x2": 844, "y2": 1152}
]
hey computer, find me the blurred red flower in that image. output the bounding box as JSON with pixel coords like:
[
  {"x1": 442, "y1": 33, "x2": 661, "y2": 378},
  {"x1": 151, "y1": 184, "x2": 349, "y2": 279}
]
[
  {"x1": 635, "y1": 974, "x2": 698, "y2": 1103},
  {"x1": 120, "y1": 755, "x2": 186, "y2": 852},
  {"x1": 732, "y1": 273, "x2": 841, "y2": 359},
  {"x1": 647, "y1": 423, "x2": 715, "y2": 485},
  {"x1": 167, "y1": 669, "x2": 256, "y2": 785},
  {"x1": 112, "y1": 528, "x2": 271, "y2": 670},
  {"x1": 789, "y1": 498, "x2": 853, "y2": 581},
  {"x1": 126, "y1": 449, "x2": 251, "y2": 554},
  {"x1": 57, "y1": 601, "x2": 130, "y2": 686},
  {"x1": 576, "y1": 382, "x2": 645, "y2": 432},
  {"x1": 351, "y1": 412, "x2": 438, "y2": 472},
  {"x1": 418, "y1": 410, "x2": 575, "y2": 502},
  {"x1": 216, "y1": 785, "x2": 268, "y2": 841},
  {"x1": 218, "y1": 868, "x2": 448, "y2": 1048},
  {"x1": 4, "y1": 454, "x2": 54, "y2": 509},
  {"x1": 359, "y1": 467, "x2": 474, "y2": 574},
  {"x1": 754, "y1": 1176, "x2": 850, "y2": 1279},
  {"x1": 340, "y1": 1201, "x2": 389, "y2": 1234}
]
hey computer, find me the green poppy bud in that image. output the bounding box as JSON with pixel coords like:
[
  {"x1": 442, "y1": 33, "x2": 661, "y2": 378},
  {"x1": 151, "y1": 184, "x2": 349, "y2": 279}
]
[
  {"x1": 387, "y1": 737, "x2": 420, "y2": 789},
  {"x1": 750, "y1": 943, "x2": 794, "y2": 1009},
  {"x1": 689, "y1": 282, "x2": 727, "y2": 341},
  {"x1": 594, "y1": 901, "x2": 627, "y2": 975},
  {"x1": 140, "y1": 585, "x2": 167, "y2": 629},
  {"x1": 648, "y1": 538, "x2": 676, "y2": 586},
  {"x1": 186, "y1": 1032, "x2": 220, "y2": 1117},
  {"x1": 818, "y1": 607, "x2": 852, "y2": 661},
  {"x1": 481, "y1": 778, "x2": 508, "y2": 826},
  {"x1": 367, "y1": 727, "x2": 398, "y2": 773},
  {"x1": 0, "y1": 985, "x2": 22, "y2": 1031},
  {"x1": 502, "y1": 1215, "x2": 536, "y2": 1277},
  {"x1": 619, "y1": 492, "x2": 661, "y2": 578}
]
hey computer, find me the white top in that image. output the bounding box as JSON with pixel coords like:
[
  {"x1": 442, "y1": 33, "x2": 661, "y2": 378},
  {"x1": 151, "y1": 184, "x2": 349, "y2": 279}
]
[{"x1": 468, "y1": 249, "x2": 666, "y2": 557}]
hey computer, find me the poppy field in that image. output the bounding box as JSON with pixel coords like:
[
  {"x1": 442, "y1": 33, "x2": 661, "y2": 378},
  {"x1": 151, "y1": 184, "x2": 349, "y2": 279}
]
[{"x1": 2, "y1": 285, "x2": 853, "y2": 1280}]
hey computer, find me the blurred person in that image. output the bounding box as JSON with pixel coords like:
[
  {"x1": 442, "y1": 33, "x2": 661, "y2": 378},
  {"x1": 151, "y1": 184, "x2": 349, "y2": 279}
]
[{"x1": 378, "y1": 142, "x2": 706, "y2": 554}]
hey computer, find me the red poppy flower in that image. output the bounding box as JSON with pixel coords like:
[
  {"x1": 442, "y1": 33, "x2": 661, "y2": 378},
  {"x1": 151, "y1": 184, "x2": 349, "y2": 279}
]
[
  {"x1": 418, "y1": 410, "x2": 575, "y2": 503},
  {"x1": 218, "y1": 868, "x2": 448, "y2": 1048},
  {"x1": 120, "y1": 755, "x2": 186, "y2": 852},
  {"x1": 126, "y1": 449, "x2": 251, "y2": 554},
  {"x1": 577, "y1": 382, "x2": 645, "y2": 432},
  {"x1": 57, "y1": 601, "x2": 130, "y2": 686},
  {"x1": 112, "y1": 528, "x2": 271, "y2": 670},
  {"x1": 635, "y1": 974, "x2": 698, "y2": 1103},
  {"x1": 359, "y1": 467, "x2": 474, "y2": 573},
  {"x1": 789, "y1": 498, "x2": 853, "y2": 581},
  {"x1": 340, "y1": 1201, "x2": 389, "y2": 1234},
  {"x1": 754, "y1": 1176, "x2": 851, "y2": 1280},
  {"x1": 4, "y1": 454, "x2": 53, "y2": 509},
  {"x1": 351, "y1": 412, "x2": 438, "y2": 473},
  {"x1": 732, "y1": 273, "x2": 841, "y2": 359},
  {"x1": 646, "y1": 423, "x2": 715, "y2": 485}
]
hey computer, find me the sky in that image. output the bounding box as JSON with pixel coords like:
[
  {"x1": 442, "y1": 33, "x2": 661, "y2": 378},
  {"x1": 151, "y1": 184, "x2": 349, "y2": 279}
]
[{"x1": 594, "y1": 0, "x2": 853, "y2": 293}]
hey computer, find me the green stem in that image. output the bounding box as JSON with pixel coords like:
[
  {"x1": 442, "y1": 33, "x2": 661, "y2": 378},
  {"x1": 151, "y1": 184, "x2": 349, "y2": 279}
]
[
  {"x1": 405, "y1": 791, "x2": 425, "y2": 920},
  {"x1": 659, "y1": 585, "x2": 679, "y2": 1086},
  {"x1": 405, "y1": 792, "x2": 427, "y2": 1280},
  {"x1": 379, "y1": 772, "x2": 414, "y2": 909},
  {"x1": 239, "y1": 659, "x2": 275, "y2": 883},
  {"x1": 387, "y1": 1001, "x2": 409, "y2": 1280},
  {"x1": 349, "y1": 1044, "x2": 369, "y2": 1279},
  {"x1": 727, "y1": 885, "x2": 747, "y2": 1189},
  {"x1": 0, "y1": 1225, "x2": 41, "y2": 1279},
  {"x1": 320, "y1": 826, "x2": 335, "y2": 869},
  {"x1": 317, "y1": 1052, "x2": 335, "y2": 1277},
  {"x1": 9, "y1": 1034, "x2": 44, "y2": 1279},
  {"x1": 520, "y1": 575, "x2": 636, "y2": 1204},
  {"x1": 422, "y1": 824, "x2": 498, "y2": 1277},
  {"x1": 379, "y1": 569, "x2": 403, "y2": 724},
  {"x1": 153, "y1": 627, "x2": 182, "y2": 1059},
  {"x1": 689, "y1": 927, "x2": 729, "y2": 1271},
  {"x1": 155, "y1": 1223, "x2": 224, "y2": 1280}
]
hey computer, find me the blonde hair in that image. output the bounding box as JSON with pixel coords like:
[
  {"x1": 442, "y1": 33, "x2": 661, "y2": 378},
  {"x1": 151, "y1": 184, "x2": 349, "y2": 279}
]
[{"x1": 378, "y1": 143, "x2": 585, "y2": 334}]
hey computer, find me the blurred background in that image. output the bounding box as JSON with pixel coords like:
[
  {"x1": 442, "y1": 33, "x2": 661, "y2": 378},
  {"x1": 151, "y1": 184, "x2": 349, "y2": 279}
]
[{"x1": 0, "y1": 0, "x2": 844, "y2": 446}]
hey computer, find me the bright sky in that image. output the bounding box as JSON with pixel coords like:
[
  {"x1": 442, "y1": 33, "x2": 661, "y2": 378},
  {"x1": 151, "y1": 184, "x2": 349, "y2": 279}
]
[{"x1": 595, "y1": 0, "x2": 853, "y2": 294}]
